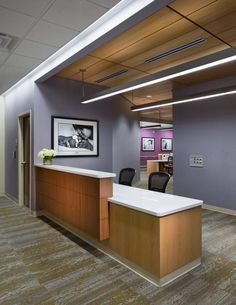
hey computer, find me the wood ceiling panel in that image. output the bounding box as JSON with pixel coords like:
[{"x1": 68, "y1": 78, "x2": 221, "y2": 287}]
[
  {"x1": 67, "y1": 60, "x2": 114, "y2": 81},
  {"x1": 85, "y1": 67, "x2": 148, "y2": 87},
  {"x1": 57, "y1": 55, "x2": 100, "y2": 78},
  {"x1": 90, "y1": 7, "x2": 181, "y2": 59},
  {"x1": 136, "y1": 37, "x2": 228, "y2": 74},
  {"x1": 186, "y1": 0, "x2": 236, "y2": 31},
  {"x1": 108, "y1": 19, "x2": 197, "y2": 64},
  {"x1": 201, "y1": 11, "x2": 236, "y2": 38},
  {"x1": 169, "y1": 0, "x2": 217, "y2": 16}
]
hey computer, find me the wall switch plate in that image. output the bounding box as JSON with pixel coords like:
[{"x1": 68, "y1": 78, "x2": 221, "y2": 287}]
[{"x1": 189, "y1": 155, "x2": 204, "y2": 167}]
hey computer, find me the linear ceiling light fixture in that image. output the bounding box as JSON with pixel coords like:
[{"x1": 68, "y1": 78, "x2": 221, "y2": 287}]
[
  {"x1": 81, "y1": 49, "x2": 236, "y2": 104},
  {"x1": 131, "y1": 89, "x2": 236, "y2": 112}
]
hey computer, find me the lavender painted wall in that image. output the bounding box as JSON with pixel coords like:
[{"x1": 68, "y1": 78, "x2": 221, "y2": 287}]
[
  {"x1": 173, "y1": 95, "x2": 236, "y2": 210},
  {"x1": 4, "y1": 80, "x2": 34, "y2": 200},
  {"x1": 34, "y1": 77, "x2": 140, "y2": 180},
  {"x1": 140, "y1": 129, "x2": 173, "y2": 166}
]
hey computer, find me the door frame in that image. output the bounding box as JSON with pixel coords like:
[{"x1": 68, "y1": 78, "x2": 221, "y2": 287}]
[{"x1": 18, "y1": 110, "x2": 32, "y2": 208}]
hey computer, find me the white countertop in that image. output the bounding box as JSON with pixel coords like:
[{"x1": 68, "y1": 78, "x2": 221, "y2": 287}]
[
  {"x1": 109, "y1": 184, "x2": 202, "y2": 217},
  {"x1": 147, "y1": 159, "x2": 167, "y2": 163},
  {"x1": 35, "y1": 164, "x2": 116, "y2": 179}
]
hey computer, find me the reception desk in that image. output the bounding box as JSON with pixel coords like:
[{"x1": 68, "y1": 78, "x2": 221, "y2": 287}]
[{"x1": 35, "y1": 164, "x2": 202, "y2": 286}]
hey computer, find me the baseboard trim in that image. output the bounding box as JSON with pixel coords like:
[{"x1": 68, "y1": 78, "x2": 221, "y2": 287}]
[{"x1": 203, "y1": 204, "x2": 236, "y2": 216}]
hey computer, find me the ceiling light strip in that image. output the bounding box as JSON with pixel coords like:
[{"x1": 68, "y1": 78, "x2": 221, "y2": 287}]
[
  {"x1": 82, "y1": 49, "x2": 236, "y2": 104},
  {"x1": 131, "y1": 89, "x2": 236, "y2": 112}
]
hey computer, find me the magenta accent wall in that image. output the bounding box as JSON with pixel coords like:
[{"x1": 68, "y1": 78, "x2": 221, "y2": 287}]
[{"x1": 140, "y1": 129, "x2": 173, "y2": 166}]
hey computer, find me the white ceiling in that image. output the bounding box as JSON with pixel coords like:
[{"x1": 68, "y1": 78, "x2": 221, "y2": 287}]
[{"x1": 0, "y1": 0, "x2": 120, "y2": 94}]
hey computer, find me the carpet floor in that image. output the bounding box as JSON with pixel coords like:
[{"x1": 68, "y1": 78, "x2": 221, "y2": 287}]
[{"x1": 0, "y1": 196, "x2": 236, "y2": 305}]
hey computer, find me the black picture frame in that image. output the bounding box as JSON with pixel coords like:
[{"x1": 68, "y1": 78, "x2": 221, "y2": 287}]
[
  {"x1": 51, "y1": 116, "x2": 99, "y2": 157},
  {"x1": 161, "y1": 138, "x2": 172, "y2": 151},
  {"x1": 141, "y1": 137, "x2": 155, "y2": 151}
]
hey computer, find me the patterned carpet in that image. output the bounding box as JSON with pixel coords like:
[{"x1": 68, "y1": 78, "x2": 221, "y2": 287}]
[{"x1": 1, "y1": 196, "x2": 236, "y2": 305}]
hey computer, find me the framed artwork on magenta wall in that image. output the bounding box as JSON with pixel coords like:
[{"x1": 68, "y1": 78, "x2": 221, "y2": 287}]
[
  {"x1": 141, "y1": 137, "x2": 155, "y2": 151},
  {"x1": 161, "y1": 138, "x2": 172, "y2": 151},
  {"x1": 52, "y1": 116, "x2": 99, "y2": 157}
]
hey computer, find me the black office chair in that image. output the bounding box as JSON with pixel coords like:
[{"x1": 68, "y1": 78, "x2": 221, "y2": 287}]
[
  {"x1": 148, "y1": 172, "x2": 170, "y2": 193},
  {"x1": 164, "y1": 156, "x2": 173, "y2": 175},
  {"x1": 119, "y1": 168, "x2": 136, "y2": 186}
]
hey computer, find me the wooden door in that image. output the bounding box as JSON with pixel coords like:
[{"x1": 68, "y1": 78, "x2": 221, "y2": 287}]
[{"x1": 22, "y1": 115, "x2": 30, "y2": 207}]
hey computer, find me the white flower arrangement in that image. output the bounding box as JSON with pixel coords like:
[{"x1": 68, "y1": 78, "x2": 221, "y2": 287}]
[{"x1": 38, "y1": 148, "x2": 56, "y2": 164}]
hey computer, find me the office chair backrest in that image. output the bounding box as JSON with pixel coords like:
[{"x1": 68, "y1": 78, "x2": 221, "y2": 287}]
[
  {"x1": 148, "y1": 172, "x2": 170, "y2": 193},
  {"x1": 119, "y1": 168, "x2": 136, "y2": 186}
]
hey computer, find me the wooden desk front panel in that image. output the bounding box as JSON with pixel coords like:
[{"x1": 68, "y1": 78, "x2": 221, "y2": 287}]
[
  {"x1": 159, "y1": 206, "x2": 201, "y2": 277},
  {"x1": 36, "y1": 168, "x2": 112, "y2": 240},
  {"x1": 106, "y1": 203, "x2": 201, "y2": 278},
  {"x1": 106, "y1": 204, "x2": 160, "y2": 277}
]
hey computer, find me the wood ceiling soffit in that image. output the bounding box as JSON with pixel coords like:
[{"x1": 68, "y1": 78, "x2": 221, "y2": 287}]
[
  {"x1": 141, "y1": 40, "x2": 228, "y2": 75},
  {"x1": 86, "y1": 68, "x2": 148, "y2": 87},
  {"x1": 184, "y1": 0, "x2": 236, "y2": 29},
  {"x1": 90, "y1": 7, "x2": 182, "y2": 60},
  {"x1": 108, "y1": 20, "x2": 198, "y2": 65},
  {"x1": 57, "y1": 55, "x2": 100, "y2": 78},
  {"x1": 202, "y1": 10, "x2": 236, "y2": 37},
  {"x1": 169, "y1": 0, "x2": 217, "y2": 16},
  {"x1": 70, "y1": 60, "x2": 115, "y2": 81}
]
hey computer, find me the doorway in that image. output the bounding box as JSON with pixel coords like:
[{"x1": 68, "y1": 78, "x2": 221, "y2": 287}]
[{"x1": 18, "y1": 111, "x2": 31, "y2": 208}]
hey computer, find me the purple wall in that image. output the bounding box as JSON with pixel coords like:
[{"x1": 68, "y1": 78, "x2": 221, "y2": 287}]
[
  {"x1": 140, "y1": 129, "x2": 173, "y2": 166},
  {"x1": 174, "y1": 91, "x2": 236, "y2": 211},
  {"x1": 4, "y1": 80, "x2": 34, "y2": 200},
  {"x1": 4, "y1": 76, "x2": 140, "y2": 209}
]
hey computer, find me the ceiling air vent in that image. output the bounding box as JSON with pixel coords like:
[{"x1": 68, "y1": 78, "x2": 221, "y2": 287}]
[
  {"x1": 95, "y1": 68, "x2": 128, "y2": 83},
  {"x1": 145, "y1": 37, "x2": 206, "y2": 64},
  {"x1": 0, "y1": 33, "x2": 18, "y2": 51}
]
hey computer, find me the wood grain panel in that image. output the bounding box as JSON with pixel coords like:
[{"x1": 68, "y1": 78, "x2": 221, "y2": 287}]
[
  {"x1": 110, "y1": 19, "x2": 197, "y2": 65},
  {"x1": 57, "y1": 55, "x2": 100, "y2": 78},
  {"x1": 90, "y1": 7, "x2": 181, "y2": 59},
  {"x1": 36, "y1": 168, "x2": 112, "y2": 240},
  {"x1": 106, "y1": 203, "x2": 201, "y2": 278},
  {"x1": 169, "y1": 0, "x2": 217, "y2": 16},
  {"x1": 187, "y1": 0, "x2": 236, "y2": 27},
  {"x1": 106, "y1": 203, "x2": 160, "y2": 276},
  {"x1": 159, "y1": 207, "x2": 201, "y2": 277}
]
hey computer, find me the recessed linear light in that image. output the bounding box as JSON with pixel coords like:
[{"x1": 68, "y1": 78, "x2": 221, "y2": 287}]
[
  {"x1": 131, "y1": 89, "x2": 236, "y2": 112},
  {"x1": 81, "y1": 48, "x2": 236, "y2": 104}
]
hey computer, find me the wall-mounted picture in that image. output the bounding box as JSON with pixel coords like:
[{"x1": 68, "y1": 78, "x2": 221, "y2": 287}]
[
  {"x1": 161, "y1": 138, "x2": 172, "y2": 151},
  {"x1": 141, "y1": 137, "x2": 155, "y2": 151},
  {"x1": 52, "y1": 116, "x2": 99, "y2": 157}
]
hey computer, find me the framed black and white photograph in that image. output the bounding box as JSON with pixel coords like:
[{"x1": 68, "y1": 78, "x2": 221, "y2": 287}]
[
  {"x1": 161, "y1": 138, "x2": 172, "y2": 151},
  {"x1": 141, "y1": 137, "x2": 155, "y2": 151},
  {"x1": 52, "y1": 116, "x2": 99, "y2": 157}
]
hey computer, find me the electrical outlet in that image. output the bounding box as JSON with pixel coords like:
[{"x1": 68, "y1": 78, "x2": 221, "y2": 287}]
[{"x1": 189, "y1": 155, "x2": 204, "y2": 167}]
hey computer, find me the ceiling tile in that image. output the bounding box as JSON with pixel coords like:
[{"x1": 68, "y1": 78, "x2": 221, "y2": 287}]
[
  {"x1": 87, "y1": 0, "x2": 120, "y2": 9},
  {"x1": 0, "y1": 7, "x2": 35, "y2": 37},
  {"x1": 0, "y1": 0, "x2": 54, "y2": 18},
  {"x1": 14, "y1": 39, "x2": 57, "y2": 60},
  {"x1": 26, "y1": 20, "x2": 78, "y2": 47},
  {"x1": 0, "y1": 51, "x2": 9, "y2": 64},
  {"x1": 43, "y1": 0, "x2": 107, "y2": 31},
  {"x1": 5, "y1": 54, "x2": 42, "y2": 70},
  {"x1": 0, "y1": 65, "x2": 29, "y2": 93}
]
